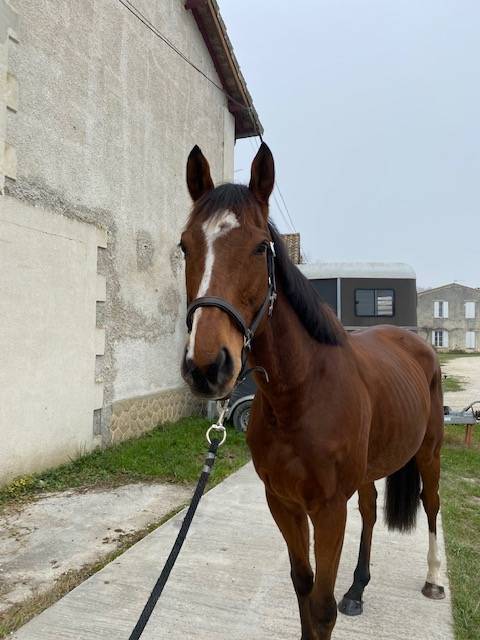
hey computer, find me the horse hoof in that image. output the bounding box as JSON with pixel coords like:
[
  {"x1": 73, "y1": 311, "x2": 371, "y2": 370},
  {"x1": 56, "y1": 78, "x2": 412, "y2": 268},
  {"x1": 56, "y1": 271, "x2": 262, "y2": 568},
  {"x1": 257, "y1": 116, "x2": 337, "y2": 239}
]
[
  {"x1": 422, "y1": 582, "x2": 446, "y2": 600},
  {"x1": 338, "y1": 596, "x2": 363, "y2": 616}
]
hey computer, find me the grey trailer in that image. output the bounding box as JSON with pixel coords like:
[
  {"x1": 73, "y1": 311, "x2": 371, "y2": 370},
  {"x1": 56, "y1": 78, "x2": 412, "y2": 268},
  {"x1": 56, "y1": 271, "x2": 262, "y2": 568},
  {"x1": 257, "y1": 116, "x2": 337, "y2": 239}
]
[{"x1": 298, "y1": 262, "x2": 417, "y2": 332}]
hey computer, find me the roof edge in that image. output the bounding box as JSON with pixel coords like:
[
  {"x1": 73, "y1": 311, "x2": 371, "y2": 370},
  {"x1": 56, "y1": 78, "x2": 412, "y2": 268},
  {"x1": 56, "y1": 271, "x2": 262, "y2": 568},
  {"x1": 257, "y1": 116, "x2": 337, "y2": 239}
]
[
  {"x1": 298, "y1": 262, "x2": 416, "y2": 280},
  {"x1": 418, "y1": 282, "x2": 480, "y2": 295},
  {"x1": 185, "y1": 0, "x2": 263, "y2": 139}
]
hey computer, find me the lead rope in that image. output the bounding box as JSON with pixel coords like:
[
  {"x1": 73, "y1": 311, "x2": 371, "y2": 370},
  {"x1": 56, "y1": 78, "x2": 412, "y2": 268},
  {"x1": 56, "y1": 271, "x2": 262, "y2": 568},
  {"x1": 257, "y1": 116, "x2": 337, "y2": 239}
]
[{"x1": 127, "y1": 403, "x2": 229, "y2": 640}]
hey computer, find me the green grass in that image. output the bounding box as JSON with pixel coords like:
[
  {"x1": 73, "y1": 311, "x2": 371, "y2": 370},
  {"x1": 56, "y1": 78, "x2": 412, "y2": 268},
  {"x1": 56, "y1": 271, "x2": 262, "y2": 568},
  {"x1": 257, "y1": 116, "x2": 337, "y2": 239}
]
[
  {"x1": 441, "y1": 425, "x2": 480, "y2": 640},
  {"x1": 442, "y1": 375, "x2": 465, "y2": 393},
  {"x1": 0, "y1": 416, "x2": 250, "y2": 509},
  {"x1": 438, "y1": 351, "x2": 480, "y2": 365}
]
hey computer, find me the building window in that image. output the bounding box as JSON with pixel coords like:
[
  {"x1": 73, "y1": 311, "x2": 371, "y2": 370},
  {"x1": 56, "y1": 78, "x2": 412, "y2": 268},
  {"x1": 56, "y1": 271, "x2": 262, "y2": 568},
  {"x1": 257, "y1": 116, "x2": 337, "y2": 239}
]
[
  {"x1": 355, "y1": 289, "x2": 394, "y2": 317},
  {"x1": 466, "y1": 331, "x2": 476, "y2": 349},
  {"x1": 432, "y1": 329, "x2": 449, "y2": 348},
  {"x1": 465, "y1": 301, "x2": 476, "y2": 319},
  {"x1": 434, "y1": 301, "x2": 448, "y2": 318}
]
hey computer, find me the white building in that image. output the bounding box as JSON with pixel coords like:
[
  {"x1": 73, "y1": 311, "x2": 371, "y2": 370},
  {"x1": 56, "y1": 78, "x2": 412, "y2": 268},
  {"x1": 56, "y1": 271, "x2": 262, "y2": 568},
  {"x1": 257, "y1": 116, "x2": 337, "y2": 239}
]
[
  {"x1": 0, "y1": 0, "x2": 261, "y2": 483},
  {"x1": 417, "y1": 283, "x2": 480, "y2": 351}
]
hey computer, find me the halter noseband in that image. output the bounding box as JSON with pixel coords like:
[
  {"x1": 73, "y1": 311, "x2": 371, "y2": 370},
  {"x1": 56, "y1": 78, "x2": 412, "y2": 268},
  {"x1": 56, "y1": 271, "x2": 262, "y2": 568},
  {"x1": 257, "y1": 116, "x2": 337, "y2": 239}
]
[{"x1": 186, "y1": 241, "x2": 277, "y2": 365}]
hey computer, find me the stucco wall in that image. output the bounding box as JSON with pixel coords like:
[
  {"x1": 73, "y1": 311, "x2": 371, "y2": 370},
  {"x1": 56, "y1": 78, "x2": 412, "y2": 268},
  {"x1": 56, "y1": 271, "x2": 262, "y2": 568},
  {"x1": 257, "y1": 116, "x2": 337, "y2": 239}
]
[
  {"x1": 3, "y1": 0, "x2": 235, "y2": 451},
  {"x1": 418, "y1": 284, "x2": 480, "y2": 351},
  {"x1": 0, "y1": 197, "x2": 106, "y2": 483}
]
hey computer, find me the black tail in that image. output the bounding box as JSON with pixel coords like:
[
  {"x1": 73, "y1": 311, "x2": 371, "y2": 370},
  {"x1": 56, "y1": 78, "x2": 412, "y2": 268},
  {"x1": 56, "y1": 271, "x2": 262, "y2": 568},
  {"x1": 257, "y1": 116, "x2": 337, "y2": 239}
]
[{"x1": 384, "y1": 457, "x2": 421, "y2": 532}]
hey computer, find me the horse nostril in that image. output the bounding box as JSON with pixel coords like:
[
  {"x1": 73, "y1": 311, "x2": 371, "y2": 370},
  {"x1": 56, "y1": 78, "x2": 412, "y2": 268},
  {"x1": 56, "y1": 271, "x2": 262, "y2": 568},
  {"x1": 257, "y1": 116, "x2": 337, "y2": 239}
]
[
  {"x1": 217, "y1": 347, "x2": 234, "y2": 383},
  {"x1": 204, "y1": 347, "x2": 233, "y2": 385},
  {"x1": 182, "y1": 350, "x2": 195, "y2": 376}
]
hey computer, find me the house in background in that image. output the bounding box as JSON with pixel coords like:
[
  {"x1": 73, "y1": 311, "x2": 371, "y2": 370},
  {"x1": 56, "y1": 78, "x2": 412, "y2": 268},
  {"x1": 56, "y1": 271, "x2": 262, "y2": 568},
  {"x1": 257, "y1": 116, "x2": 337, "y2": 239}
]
[
  {"x1": 417, "y1": 283, "x2": 480, "y2": 351},
  {"x1": 0, "y1": 0, "x2": 261, "y2": 483}
]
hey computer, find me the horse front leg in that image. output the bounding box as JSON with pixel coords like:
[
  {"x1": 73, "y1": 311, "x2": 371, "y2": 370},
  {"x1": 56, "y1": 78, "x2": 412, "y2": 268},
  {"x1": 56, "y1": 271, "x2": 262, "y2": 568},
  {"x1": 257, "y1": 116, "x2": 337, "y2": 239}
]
[
  {"x1": 310, "y1": 497, "x2": 347, "y2": 640},
  {"x1": 265, "y1": 490, "x2": 315, "y2": 640}
]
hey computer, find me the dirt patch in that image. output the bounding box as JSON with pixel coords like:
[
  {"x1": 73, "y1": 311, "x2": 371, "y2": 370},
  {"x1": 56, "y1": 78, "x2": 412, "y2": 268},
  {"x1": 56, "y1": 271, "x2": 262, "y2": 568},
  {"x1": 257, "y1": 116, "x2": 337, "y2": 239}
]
[{"x1": 0, "y1": 483, "x2": 191, "y2": 616}]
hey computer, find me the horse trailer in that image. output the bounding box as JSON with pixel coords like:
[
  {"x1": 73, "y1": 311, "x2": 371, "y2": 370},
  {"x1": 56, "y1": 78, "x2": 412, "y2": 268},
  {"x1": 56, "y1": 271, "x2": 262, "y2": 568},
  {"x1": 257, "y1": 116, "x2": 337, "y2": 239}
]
[{"x1": 298, "y1": 262, "x2": 417, "y2": 332}]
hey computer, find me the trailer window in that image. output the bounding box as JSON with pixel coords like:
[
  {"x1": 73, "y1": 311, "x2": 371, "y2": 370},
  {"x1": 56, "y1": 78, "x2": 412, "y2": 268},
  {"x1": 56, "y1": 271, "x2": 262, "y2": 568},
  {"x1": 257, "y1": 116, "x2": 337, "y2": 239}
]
[{"x1": 355, "y1": 289, "x2": 394, "y2": 317}]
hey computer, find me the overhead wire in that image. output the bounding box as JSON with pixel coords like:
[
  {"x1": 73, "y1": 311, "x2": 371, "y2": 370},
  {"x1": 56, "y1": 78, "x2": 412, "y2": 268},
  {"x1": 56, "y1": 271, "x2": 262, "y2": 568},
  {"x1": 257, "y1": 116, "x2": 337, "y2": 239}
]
[
  {"x1": 118, "y1": 0, "x2": 302, "y2": 249},
  {"x1": 117, "y1": 0, "x2": 261, "y2": 137}
]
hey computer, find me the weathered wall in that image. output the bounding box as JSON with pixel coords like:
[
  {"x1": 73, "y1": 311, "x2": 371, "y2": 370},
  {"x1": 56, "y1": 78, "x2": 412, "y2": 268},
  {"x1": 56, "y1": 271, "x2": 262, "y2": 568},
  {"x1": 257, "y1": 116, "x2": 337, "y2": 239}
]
[
  {"x1": 418, "y1": 284, "x2": 480, "y2": 351},
  {"x1": 0, "y1": 197, "x2": 106, "y2": 483},
  {"x1": 1, "y1": 0, "x2": 235, "y2": 475}
]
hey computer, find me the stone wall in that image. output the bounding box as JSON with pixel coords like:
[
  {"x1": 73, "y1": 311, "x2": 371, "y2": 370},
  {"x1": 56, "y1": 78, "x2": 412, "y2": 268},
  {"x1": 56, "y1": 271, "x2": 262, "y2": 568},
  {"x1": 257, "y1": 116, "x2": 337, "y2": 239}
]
[{"x1": 110, "y1": 388, "x2": 205, "y2": 443}]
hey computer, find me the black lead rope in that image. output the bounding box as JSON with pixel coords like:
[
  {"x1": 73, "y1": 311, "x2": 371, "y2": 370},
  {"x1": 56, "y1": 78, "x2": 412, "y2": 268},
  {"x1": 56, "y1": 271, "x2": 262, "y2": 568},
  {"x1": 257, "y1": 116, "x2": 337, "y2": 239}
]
[
  {"x1": 128, "y1": 243, "x2": 277, "y2": 638},
  {"x1": 128, "y1": 439, "x2": 220, "y2": 640}
]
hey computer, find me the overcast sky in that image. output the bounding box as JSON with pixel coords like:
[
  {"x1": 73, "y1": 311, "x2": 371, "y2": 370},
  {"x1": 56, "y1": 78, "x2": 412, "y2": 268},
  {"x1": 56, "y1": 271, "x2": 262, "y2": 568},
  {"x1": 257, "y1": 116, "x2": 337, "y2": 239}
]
[{"x1": 219, "y1": 1, "x2": 480, "y2": 289}]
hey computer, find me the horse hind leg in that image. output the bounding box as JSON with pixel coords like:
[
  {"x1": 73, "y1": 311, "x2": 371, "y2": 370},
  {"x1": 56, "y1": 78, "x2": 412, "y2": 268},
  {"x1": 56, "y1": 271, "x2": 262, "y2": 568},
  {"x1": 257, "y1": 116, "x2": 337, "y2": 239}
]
[
  {"x1": 417, "y1": 367, "x2": 445, "y2": 600},
  {"x1": 338, "y1": 482, "x2": 377, "y2": 616},
  {"x1": 417, "y1": 451, "x2": 446, "y2": 600}
]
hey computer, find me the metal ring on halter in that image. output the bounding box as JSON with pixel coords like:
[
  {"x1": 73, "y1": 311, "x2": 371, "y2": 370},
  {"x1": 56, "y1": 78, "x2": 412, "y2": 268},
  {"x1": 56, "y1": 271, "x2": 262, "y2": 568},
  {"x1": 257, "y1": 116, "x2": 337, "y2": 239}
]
[{"x1": 206, "y1": 424, "x2": 227, "y2": 446}]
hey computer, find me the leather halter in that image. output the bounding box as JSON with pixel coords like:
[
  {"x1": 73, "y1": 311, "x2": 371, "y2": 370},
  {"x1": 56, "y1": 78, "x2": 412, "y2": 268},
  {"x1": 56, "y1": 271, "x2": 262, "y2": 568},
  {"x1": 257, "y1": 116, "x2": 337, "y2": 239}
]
[{"x1": 186, "y1": 241, "x2": 277, "y2": 365}]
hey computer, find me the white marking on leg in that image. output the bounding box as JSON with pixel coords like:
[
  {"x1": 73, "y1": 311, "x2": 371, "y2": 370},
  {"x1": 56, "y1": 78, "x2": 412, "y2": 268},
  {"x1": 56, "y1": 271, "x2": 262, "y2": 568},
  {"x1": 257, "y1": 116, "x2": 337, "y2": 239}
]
[
  {"x1": 426, "y1": 531, "x2": 442, "y2": 585},
  {"x1": 186, "y1": 210, "x2": 240, "y2": 360}
]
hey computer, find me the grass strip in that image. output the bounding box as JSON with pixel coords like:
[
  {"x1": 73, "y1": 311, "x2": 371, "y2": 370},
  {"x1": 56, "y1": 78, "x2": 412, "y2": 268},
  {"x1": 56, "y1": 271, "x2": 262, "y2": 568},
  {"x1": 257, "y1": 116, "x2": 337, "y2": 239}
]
[
  {"x1": 441, "y1": 425, "x2": 480, "y2": 640},
  {"x1": 0, "y1": 416, "x2": 250, "y2": 510}
]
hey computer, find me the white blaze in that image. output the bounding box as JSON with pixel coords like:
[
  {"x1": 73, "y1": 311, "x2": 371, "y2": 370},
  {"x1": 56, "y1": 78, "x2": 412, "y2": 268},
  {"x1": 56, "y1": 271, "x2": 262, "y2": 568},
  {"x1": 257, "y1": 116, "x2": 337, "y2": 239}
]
[
  {"x1": 426, "y1": 531, "x2": 442, "y2": 585},
  {"x1": 186, "y1": 210, "x2": 240, "y2": 360}
]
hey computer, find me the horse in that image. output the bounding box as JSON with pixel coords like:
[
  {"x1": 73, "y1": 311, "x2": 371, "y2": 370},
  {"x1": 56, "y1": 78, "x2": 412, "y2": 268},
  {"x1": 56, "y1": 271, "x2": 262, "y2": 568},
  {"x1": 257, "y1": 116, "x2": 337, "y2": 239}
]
[{"x1": 180, "y1": 142, "x2": 445, "y2": 640}]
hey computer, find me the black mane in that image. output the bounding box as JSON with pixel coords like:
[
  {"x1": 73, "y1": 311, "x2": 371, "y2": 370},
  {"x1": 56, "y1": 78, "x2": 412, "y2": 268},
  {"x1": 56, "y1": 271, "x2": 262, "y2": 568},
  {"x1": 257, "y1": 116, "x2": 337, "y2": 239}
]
[
  {"x1": 268, "y1": 223, "x2": 345, "y2": 346},
  {"x1": 193, "y1": 183, "x2": 344, "y2": 346}
]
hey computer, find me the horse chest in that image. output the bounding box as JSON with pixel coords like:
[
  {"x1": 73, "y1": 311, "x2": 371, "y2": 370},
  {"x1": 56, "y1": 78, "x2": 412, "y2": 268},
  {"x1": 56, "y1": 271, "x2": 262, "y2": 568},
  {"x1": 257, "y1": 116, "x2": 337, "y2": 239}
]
[{"x1": 248, "y1": 432, "x2": 339, "y2": 508}]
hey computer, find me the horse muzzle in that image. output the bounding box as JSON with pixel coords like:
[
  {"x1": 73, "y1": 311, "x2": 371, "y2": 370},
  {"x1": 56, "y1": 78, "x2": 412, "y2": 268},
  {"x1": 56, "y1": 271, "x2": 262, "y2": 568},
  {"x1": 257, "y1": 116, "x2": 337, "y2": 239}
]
[{"x1": 182, "y1": 346, "x2": 236, "y2": 399}]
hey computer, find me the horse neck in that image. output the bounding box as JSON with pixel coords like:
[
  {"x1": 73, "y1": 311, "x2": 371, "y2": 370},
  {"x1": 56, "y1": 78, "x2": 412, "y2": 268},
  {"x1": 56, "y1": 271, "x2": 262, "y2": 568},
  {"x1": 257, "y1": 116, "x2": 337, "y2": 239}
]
[{"x1": 249, "y1": 287, "x2": 343, "y2": 399}]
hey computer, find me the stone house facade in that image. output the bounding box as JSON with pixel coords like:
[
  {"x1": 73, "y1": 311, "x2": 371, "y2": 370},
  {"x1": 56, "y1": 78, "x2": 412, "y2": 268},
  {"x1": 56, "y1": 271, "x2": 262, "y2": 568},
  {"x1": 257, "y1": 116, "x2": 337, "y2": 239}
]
[
  {"x1": 417, "y1": 283, "x2": 480, "y2": 351},
  {"x1": 0, "y1": 0, "x2": 261, "y2": 483}
]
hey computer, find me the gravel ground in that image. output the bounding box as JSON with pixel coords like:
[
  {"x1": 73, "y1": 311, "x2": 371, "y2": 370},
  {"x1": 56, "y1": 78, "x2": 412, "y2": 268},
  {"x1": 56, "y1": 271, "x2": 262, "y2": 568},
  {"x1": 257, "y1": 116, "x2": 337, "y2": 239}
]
[{"x1": 442, "y1": 356, "x2": 480, "y2": 410}]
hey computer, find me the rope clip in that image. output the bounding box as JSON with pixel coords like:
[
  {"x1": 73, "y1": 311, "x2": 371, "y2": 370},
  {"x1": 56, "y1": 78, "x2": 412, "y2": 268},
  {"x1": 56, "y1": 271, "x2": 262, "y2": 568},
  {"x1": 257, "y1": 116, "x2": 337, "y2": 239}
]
[{"x1": 206, "y1": 400, "x2": 229, "y2": 446}]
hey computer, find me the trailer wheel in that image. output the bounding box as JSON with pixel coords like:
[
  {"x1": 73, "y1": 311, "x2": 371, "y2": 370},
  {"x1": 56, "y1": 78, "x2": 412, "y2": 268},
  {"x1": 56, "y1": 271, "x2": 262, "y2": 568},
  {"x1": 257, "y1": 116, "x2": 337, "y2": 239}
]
[{"x1": 232, "y1": 400, "x2": 252, "y2": 432}]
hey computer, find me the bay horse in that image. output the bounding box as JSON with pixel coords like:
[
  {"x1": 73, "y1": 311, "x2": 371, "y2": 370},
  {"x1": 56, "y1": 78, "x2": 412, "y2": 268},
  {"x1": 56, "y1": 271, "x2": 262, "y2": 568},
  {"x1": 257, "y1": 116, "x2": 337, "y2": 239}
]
[{"x1": 180, "y1": 143, "x2": 445, "y2": 639}]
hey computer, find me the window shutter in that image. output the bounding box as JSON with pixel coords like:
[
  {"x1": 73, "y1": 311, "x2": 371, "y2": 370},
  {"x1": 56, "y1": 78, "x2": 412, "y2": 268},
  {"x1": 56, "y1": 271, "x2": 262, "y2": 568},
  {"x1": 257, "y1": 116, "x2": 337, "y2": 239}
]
[
  {"x1": 434, "y1": 301, "x2": 439, "y2": 318},
  {"x1": 466, "y1": 331, "x2": 476, "y2": 349},
  {"x1": 431, "y1": 331, "x2": 436, "y2": 346},
  {"x1": 443, "y1": 330, "x2": 449, "y2": 348},
  {"x1": 465, "y1": 302, "x2": 475, "y2": 319},
  {"x1": 443, "y1": 301, "x2": 449, "y2": 318}
]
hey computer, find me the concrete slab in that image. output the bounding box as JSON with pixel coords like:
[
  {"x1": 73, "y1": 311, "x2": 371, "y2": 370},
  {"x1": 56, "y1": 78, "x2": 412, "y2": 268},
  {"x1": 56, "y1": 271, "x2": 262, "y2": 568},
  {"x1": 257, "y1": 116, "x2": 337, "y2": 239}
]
[
  {"x1": 0, "y1": 483, "x2": 191, "y2": 612},
  {"x1": 12, "y1": 463, "x2": 454, "y2": 640}
]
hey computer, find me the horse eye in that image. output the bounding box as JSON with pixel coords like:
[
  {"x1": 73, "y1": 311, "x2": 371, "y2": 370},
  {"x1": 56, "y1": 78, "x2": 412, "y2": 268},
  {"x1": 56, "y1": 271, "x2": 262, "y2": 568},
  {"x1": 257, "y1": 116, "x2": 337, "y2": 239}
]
[{"x1": 254, "y1": 242, "x2": 268, "y2": 255}]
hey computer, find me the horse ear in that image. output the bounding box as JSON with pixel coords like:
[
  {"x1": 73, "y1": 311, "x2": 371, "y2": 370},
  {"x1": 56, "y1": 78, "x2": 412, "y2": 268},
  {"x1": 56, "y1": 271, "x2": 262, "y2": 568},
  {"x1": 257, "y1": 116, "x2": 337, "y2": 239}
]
[
  {"x1": 249, "y1": 142, "x2": 275, "y2": 206},
  {"x1": 186, "y1": 145, "x2": 214, "y2": 202}
]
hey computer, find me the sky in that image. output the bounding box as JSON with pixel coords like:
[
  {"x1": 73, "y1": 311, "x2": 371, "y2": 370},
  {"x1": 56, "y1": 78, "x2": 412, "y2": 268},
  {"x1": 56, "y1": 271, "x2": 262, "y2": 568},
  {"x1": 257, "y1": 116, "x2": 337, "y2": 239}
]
[{"x1": 219, "y1": 1, "x2": 480, "y2": 289}]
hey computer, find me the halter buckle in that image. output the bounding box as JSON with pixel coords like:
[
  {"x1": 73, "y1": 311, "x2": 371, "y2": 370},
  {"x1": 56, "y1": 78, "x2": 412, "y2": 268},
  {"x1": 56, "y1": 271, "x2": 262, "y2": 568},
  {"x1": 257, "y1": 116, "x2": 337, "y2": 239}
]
[{"x1": 268, "y1": 291, "x2": 277, "y2": 317}]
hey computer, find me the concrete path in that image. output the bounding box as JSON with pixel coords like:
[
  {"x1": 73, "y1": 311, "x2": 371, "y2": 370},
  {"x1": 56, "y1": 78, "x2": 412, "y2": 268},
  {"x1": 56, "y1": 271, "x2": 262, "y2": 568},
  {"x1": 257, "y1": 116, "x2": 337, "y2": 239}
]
[
  {"x1": 1, "y1": 483, "x2": 191, "y2": 613},
  {"x1": 12, "y1": 463, "x2": 454, "y2": 640},
  {"x1": 443, "y1": 355, "x2": 480, "y2": 410}
]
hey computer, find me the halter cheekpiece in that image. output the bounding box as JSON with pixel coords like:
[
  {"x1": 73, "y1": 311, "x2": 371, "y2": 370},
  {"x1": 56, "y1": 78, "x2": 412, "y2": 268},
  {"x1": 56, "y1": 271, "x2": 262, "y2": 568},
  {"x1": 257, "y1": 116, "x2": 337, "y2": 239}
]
[{"x1": 186, "y1": 241, "x2": 277, "y2": 367}]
